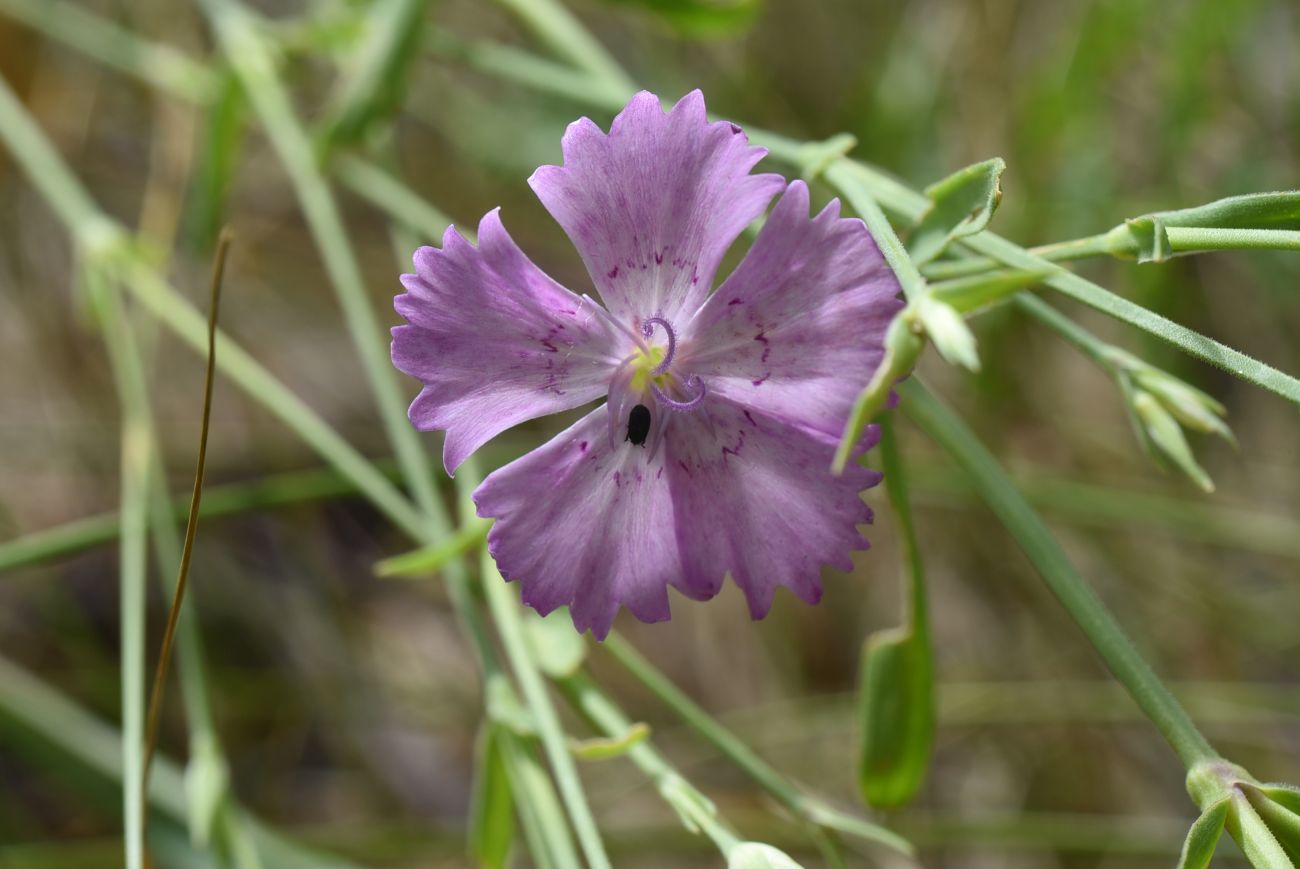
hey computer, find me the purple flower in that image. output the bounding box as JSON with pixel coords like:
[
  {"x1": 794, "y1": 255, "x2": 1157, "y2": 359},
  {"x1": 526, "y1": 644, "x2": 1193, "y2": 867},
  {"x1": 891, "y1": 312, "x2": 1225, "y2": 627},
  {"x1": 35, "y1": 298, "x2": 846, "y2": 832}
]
[{"x1": 392, "y1": 91, "x2": 902, "y2": 638}]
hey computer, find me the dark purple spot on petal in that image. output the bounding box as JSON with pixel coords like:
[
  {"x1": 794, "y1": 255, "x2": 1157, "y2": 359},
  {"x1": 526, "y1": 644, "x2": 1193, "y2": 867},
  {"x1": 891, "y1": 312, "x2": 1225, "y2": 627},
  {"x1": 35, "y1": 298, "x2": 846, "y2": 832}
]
[
  {"x1": 728, "y1": 297, "x2": 743, "y2": 306},
  {"x1": 656, "y1": 466, "x2": 664, "y2": 479},
  {"x1": 541, "y1": 339, "x2": 558, "y2": 353},
  {"x1": 728, "y1": 123, "x2": 742, "y2": 134},
  {"x1": 751, "y1": 374, "x2": 769, "y2": 386},
  {"x1": 743, "y1": 410, "x2": 757, "y2": 427},
  {"x1": 654, "y1": 251, "x2": 663, "y2": 265},
  {"x1": 613, "y1": 471, "x2": 621, "y2": 487},
  {"x1": 579, "y1": 440, "x2": 588, "y2": 452},
  {"x1": 608, "y1": 265, "x2": 619, "y2": 279},
  {"x1": 678, "y1": 460, "x2": 691, "y2": 476}
]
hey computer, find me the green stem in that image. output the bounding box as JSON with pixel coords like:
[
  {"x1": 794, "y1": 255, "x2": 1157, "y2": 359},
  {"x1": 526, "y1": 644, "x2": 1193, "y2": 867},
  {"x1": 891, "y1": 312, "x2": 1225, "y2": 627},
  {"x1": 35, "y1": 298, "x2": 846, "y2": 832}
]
[
  {"x1": 480, "y1": 552, "x2": 611, "y2": 869},
  {"x1": 1166, "y1": 226, "x2": 1300, "y2": 253},
  {"x1": 200, "y1": 0, "x2": 442, "y2": 527},
  {"x1": 898, "y1": 378, "x2": 1219, "y2": 770},
  {"x1": 97, "y1": 282, "x2": 150, "y2": 869},
  {"x1": 923, "y1": 232, "x2": 1120, "y2": 280}
]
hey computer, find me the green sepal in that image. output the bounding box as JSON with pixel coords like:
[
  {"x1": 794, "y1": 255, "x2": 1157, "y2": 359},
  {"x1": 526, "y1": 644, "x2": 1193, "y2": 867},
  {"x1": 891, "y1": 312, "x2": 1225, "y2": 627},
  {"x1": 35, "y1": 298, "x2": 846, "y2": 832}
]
[
  {"x1": 909, "y1": 158, "x2": 1006, "y2": 265},
  {"x1": 468, "y1": 725, "x2": 515, "y2": 869},
  {"x1": 1177, "y1": 796, "x2": 1229, "y2": 869}
]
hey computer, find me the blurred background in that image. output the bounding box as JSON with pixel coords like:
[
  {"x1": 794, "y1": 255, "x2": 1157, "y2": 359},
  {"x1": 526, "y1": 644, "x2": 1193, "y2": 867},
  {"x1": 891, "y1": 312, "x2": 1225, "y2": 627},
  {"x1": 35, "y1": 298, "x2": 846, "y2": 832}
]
[{"x1": 1, "y1": 0, "x2": 1298, "y2": 866}]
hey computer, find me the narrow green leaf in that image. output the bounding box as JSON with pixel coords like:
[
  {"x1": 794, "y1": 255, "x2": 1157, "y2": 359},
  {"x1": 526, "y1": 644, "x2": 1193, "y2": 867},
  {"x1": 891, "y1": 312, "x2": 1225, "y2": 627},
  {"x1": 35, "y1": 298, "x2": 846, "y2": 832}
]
[
  {"x1": 469, "y1": 726, "x2": 515, "y2": 869},
  {"x1": 1120, "y1": 192, "x2": 1300, "y2": 263},
  {"x1": 1229, "y1": 791, "x2": 1296, "y2": 869},
  {"x1": 898, "y1": 378, "x2": 1218, "y2": 769},
  {"x1": 909, "y1": 158, "x2": 1005, "y2": 264},
  {"x1": 1261, "y1": 786, "x2": 1300, "y2": 817},
  {"x1": 1245, "y1": 785, "x2": 1300, "y2": 864},
  {"x1": 373, "y1": 518, "x2": 491, "y2": 578},
  {"x1": 568, "y1": 722, "x2": 651, "y2": 760},
  {"x1": 1177, "y1": 797, "x2": 1229, "y2": 869},
  {"x1": 1157, "y1": 191, "x2": 1300, "y2": 231}
]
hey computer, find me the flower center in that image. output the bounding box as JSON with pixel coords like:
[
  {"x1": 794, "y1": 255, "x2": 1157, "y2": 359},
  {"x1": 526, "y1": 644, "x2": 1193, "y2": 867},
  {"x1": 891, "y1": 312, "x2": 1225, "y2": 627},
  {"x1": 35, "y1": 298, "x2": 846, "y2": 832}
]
[
  {"x1": 640, "y1": 316, "x2": 706, "y2": 412},
  {"x1": 629, "y1": 343, "x2": 667, "y2": 393}
]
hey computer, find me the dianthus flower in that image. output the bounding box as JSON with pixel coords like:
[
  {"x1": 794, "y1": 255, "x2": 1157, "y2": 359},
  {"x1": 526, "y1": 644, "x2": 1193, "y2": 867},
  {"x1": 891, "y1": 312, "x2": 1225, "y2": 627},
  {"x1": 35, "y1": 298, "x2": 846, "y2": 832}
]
[{"x1": 392, "y1": 91, "x2": 903, "y2": 638}]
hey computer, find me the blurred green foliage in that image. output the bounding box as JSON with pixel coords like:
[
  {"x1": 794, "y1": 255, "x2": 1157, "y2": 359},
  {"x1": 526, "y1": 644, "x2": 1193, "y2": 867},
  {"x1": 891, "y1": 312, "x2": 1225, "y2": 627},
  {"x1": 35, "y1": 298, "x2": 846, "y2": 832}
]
[{"x1": 0, "y1": 0, "x2": 1298, "y2": 866}]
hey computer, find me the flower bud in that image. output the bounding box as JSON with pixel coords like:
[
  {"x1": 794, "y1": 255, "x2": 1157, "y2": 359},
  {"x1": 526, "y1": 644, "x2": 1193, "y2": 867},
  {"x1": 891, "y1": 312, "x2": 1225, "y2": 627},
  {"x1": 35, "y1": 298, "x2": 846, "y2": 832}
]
[
  {"x1": 914, "y1": 295, "x2": 980, "y2": 372},
  {"x1": 1130, "y1": 390, "x2": 1215, "y2": 492}
]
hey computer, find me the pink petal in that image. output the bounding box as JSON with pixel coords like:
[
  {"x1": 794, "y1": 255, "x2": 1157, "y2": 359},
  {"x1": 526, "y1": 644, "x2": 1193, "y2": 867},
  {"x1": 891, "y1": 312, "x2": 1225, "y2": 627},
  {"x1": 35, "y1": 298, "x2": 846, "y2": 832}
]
[
  {"x1": 474, "y1": 397, "x2": 879, "y2": 638},
  {"x1": 392, "y1": 210, "x2": 617, "y2": 474},
  {"x1": 680, "y1": 181, "x2": 904, "y2": 441},
  {"x1": 529, "y1": 90, "x2": 784, "y2": 323},
  {"x1": 473, "y1": 407, "x2": 681, "y2": 640},
  {"x1": 664, "y1": 395, "x2": 879, "y2": 619}
]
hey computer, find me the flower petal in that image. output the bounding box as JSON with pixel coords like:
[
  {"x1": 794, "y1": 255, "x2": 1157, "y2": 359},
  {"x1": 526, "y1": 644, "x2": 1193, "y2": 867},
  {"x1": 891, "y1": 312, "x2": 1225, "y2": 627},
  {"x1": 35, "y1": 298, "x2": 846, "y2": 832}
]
[
  {"x1": 474, "y1": 397, "x2": 879, "y2": 638},
  {"x1": 664, "y1": 395, "x2": 879, "y2": 619},
  {"x1": 680, "y1": 180, "x2": 904, "y2": 441},
  {"x1": 529, "y1": 90, "x2": 784, "y2": 323},
  {"x1": 392, "y1": 209, "x2": 617, "y2": 474},
  {"x1": 473, "y1": 407, "x2": 683, "y2": 640}
]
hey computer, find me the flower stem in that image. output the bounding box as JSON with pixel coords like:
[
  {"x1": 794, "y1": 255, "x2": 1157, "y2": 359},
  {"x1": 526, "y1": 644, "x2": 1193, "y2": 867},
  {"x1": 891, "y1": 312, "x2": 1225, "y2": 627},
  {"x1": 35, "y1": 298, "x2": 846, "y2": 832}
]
[
  {"x1": 898, "y1": 378, "x2": 1219, "y2": 770},
  {"x1": 480, "y1": 553, "x2": 612, "y2": 869},
  {"x1": 98, "y1": 282, "x2": 151, "y2": 869},
  {"x1": 922, "y1": 232, "x2": 1121, "y2": 280}
]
